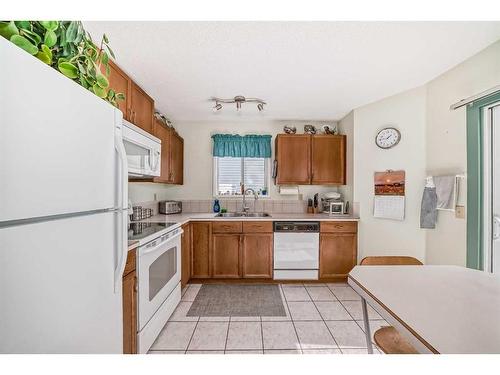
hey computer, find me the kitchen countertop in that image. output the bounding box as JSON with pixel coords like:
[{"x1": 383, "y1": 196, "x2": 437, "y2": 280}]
[
  {"x1": 139, "y1": 212, "x2": 359, "y2": 226},
  {"x1": 128, "y1": 240, "x2": 139, "y2": 251}
]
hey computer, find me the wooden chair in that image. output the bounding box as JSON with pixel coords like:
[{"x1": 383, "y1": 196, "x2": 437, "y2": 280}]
[
  {"x1": 360, "y1": 256, "x2": 423, "y2": 266},
  {"x1": 360, "y1": 256, "x2": 422, "y2": 354}
]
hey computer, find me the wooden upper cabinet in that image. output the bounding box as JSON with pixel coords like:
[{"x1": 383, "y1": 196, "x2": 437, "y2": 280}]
[
  {"x1": 129, "y1": 82, "x2": 154, "y2": 134},
  {"x1": 153, "y1": 119, "x2": 172, "y2": 183},
  {"x1": 170, "y1": 130, "x2": 184, "y2": 185},
  {"x1": 106, "y1": 61, "x2": 130, "y2": 118},
  {"x1": 311, "y1": 135, "x2": 346, "y2": 185},
  {"x1": 191, "y1": 222, "x2": 212, "y2": 279},
  {"x1": 152, "y1": 120, "x2": 184, "y2": 185},
  {"x1": 276, "y1": 134, "x2": 311, "y2": 184},
  {"x1": 242, "y1": 233, "x2": 273, "y2": 278},
  {"x1": 212, "y1": 234, "x2": 241, "y2": 278},
  {"x1": 275, "y1": 134, "x2": 346, "y2": 185}
]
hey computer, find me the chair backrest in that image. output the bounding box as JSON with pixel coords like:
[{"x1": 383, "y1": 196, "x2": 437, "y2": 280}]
[{"x1": 360, "y1": 256, "x2": 423, "y2": 266}]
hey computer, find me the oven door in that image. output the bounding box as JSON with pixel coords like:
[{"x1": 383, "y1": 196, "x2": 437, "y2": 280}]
[{"x1": 137, "y1": 228, "x2": 182, "y2": 331}]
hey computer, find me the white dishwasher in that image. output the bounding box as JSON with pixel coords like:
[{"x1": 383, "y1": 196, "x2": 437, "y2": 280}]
[{"x1": 273, "y1": 221, "x2": 320, "y2": 280}]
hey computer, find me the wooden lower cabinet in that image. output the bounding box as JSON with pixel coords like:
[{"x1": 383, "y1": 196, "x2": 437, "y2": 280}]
[
  {"x1": 181, "y1": 223, "x2": 191, "y2": 288},
  {"x1": 191, "y1": 222, "x2": 212, "y2": 278},
  {"x1": 242, "y1": 233, "x2": 273, "y2": 278},
  {"x1": 122, "y1": 251, "x2": 137, "y2": 354},
  {"x1": 319, "y1": 233, "x2": 357, "y2": 278},
  {"x1": 212, "y1": 234, "x2": 241, "y2": 278}
]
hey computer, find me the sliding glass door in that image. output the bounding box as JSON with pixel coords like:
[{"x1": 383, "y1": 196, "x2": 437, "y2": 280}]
[{"x1": 483, "y1": 102, "x2": 500, "y2": 273}]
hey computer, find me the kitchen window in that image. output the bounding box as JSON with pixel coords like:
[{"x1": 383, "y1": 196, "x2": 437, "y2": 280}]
[{"x1": 213, "y1": 157, "x2": 270, "y2": 196}]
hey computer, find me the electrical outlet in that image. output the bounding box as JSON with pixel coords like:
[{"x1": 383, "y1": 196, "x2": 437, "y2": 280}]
[{"x1": 456, "y1": 205, "x2": 465, "y2": 219}]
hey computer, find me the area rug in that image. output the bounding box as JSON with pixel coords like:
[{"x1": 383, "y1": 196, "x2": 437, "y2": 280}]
[{"x1": 186, "y1": 284, "x2": 286, "y2": 317}]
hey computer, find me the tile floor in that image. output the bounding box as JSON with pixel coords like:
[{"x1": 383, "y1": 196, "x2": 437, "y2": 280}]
[{"x1": 148, "y1": 283, "x2": 385, "y2": 354}]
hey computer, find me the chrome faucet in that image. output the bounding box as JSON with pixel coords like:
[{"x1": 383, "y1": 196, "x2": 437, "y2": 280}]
[{"x1": 241, "y1": 184, "x2": 258, "y2": 214}]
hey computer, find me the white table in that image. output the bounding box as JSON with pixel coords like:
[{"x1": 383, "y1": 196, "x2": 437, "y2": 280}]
[{"x1": 347, "y1": 265, "x2": 500, "y2": 354}]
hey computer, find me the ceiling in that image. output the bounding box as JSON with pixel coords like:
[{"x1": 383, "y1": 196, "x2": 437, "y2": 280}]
[{"x1": 84, "y1": 21, "x2": 500, "y2": 122}]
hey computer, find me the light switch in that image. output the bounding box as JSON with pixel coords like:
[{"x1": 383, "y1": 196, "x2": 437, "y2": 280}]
[{"x1": 456, "y1": 205, "x2": 465, "y2": 219}]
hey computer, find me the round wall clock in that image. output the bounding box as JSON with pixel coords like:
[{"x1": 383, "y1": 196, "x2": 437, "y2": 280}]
[{"x1": 375, "y1": 127, "x2": 401, "y2": 149}]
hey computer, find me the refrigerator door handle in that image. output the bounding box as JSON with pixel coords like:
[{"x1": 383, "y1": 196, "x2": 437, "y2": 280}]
[{"x1": 114, "y1": 128, "x2": 129, "y2": 293}]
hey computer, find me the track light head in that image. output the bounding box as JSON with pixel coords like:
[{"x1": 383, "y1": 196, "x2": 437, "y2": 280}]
[
  {"x1": 213, "y1": 102, "x2": 222, "y2": 112},
  {"x1": 236, "y1": 101, "x2": 242, "y2": 111},
  {"x1": 257, "y1": 103, "x2": 264, "y2": 112}
]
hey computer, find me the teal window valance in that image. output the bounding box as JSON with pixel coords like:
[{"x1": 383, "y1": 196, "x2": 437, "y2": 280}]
[{"x1": 212, "y1": 134, "x2": 272, "y2": 158}]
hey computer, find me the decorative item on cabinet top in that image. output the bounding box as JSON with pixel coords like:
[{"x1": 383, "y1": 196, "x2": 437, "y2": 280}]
[
  {"x1": 321, "y1": 124, "x2": 338, "y2": 135},
  {"x1": 283, "y1": 125, "x2": 297, "y2": 134},
  {"x1": 0, "y1": 21, "x2": 125, "y2": 107},
  {"x1": 154, "y1": 111, "x2": 173, "y2": 128},
  {"x1": 303, "y1": 124, "x2": 317, "y2": 134}
]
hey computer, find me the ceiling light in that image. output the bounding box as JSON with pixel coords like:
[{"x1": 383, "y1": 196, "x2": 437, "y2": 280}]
[
  {"x1": 212, "y1": 102, "x2": 222, "y2": 112},
  {"x1": 210, "y1": 95, "x2": 266, "y2": 113}
]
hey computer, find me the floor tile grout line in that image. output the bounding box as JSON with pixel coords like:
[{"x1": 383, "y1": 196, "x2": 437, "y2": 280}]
[
  {"x1": 304, "y1": 284, "x2": 342, "y2": 353},
  {"x1": 282, "y1": 284, "x2": 304, "y2": 354},
  {"x1": 223, "y1": 317, "x2": 231, "y2": 352},
  {"x1": 336, "y1": 298, "x2": 380, "y2": 348},
  {"x1": 184, "y1": 316, "x2": 200, "y2": 354}
]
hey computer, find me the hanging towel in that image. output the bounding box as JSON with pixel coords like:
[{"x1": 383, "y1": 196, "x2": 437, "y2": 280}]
[
  {"x1": 420, "y1": 185, "x2": 438, "y2": 229},
  {"x1": 433, "y1": 175, "x2": 456, "y2": 210}
]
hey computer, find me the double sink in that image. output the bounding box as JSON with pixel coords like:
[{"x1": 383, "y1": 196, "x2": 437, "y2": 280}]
[{"x1": 215, "y1": 212, "x2": 271, "y2": 218}]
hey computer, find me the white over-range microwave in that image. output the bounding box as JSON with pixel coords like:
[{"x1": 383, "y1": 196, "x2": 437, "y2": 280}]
[{"x1": 122, "y1": 120, "x2": 161, "y2": 178}]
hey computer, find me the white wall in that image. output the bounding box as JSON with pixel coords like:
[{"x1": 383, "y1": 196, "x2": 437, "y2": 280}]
[
  {"x1": 425, "y1": 40, "x2": 500, "y2": 266},
  {"x1": 352, "y1": 86, "x2": 427, "y2": 262},
  {"x1": 128, "y1": 120, "x2": 340, "y2": 204},
  {"x1": 338, "y1": 111, "x2": 354, "y2": 205}
]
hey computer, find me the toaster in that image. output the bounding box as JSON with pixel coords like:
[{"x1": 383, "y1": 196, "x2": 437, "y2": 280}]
[{"x1": 159, "y1": 200, "x2": 182, "y2": 215}]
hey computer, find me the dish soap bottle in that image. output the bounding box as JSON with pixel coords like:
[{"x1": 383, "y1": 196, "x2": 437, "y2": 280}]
[{"x1": 213, "y1": 199, "x2": 221, "y2": 213}]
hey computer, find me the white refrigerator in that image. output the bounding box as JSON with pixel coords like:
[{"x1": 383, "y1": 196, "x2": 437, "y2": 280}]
[{"x1": 0, "y1": 37, "x2": 128, "y2": 353}]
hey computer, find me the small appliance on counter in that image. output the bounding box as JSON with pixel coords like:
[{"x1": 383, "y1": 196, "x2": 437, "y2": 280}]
[
  {"x1": 321, "y1": 192, "x2": 346, "y2": 215},
  {"x1": 159, "y1": 200, "x2": 182, "y2": 215}
]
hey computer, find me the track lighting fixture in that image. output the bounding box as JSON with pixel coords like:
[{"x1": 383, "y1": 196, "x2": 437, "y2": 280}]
[{"x1": 210, "y1": 95, "x2": 266, "y2": 113}]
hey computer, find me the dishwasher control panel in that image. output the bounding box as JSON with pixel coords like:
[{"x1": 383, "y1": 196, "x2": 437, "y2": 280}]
[{"x1": 273, "y1": 221, "x2": 320, "y2": 232}]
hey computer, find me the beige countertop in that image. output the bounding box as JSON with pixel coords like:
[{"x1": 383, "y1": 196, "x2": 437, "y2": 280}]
[
  {"x1": 138, "y1": 212, "x2": 359, "y2": 227},
  {"x1": 128, "y1": 240, "x2": 139, "y2": 251}
]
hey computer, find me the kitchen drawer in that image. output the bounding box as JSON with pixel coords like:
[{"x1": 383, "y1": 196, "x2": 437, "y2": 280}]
[
  {"x1": 212, "y1": 221, "x2": 243, "y2": 233},
  {"x1": 124, "y1": 250, "x2": 136, "y2": 276},
  {"x1": 243, "y1": 221, "x2": 273, "y2": 233},
  {"x1": 320, "y1": 221, "x2": 358, "y2": 233}
]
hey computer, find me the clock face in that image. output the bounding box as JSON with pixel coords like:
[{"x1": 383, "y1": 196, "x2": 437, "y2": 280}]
[{"x1": 376, "y1": 128, "x2": 401, "y2": 149}]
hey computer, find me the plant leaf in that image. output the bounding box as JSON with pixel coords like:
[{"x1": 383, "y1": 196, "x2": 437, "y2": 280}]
[
  {"x1": 36, "y1": 50, "x2": 51, "y2": 64},
  {"x1": 105, "y1": 44, "x2": 115, "y2": 59},
  {"x1": 116, "y1": 93, "x2": 125, "y2": 101},
  {"x1": 40, "y1": 44, "x2": 52, "y2": 60},
  {"x1": 0, "y1": 21, "x2": 19, "y2": 39},
  {"x1": 102, "y1": 33, "x2": 109, "y2": 44},
  {"x1": 92, "y1": 84, "x2": 107, "y2": 98},
  {"x1": 96, "y1": 72, "x2": 109, "y2": 88},
  {"x1": 14, "y1": 21, "x2": 30, "y2": 30},
  {"x1": 65, "y1": 21, "x2": 78, "y2": 42},
  {"x1": 19, "y1": 28, "x2": 42, "y2": 46},
  {"x1": 101, "y1": 50, "x2": 109, "y2": 66},
  {"x1": 58, "y1": 61, "x2": 79, "y2": 79},
  {"x1": 40, "y1": 21, "x2": 58, "y2": 31},
  {"x1": 44, "y1": 30, "x2": 57, "y2": 48},
  {"x1": 10, "y1": 35, "x2": 38, "y2": 55}
]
